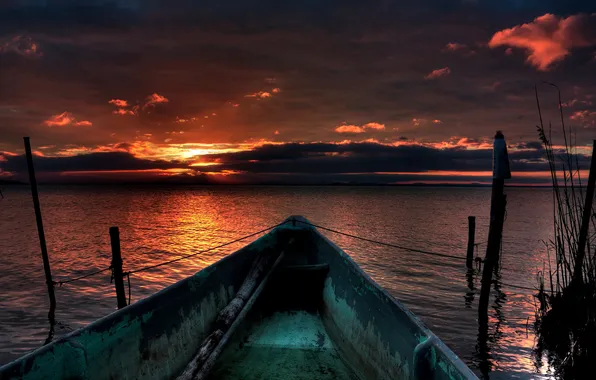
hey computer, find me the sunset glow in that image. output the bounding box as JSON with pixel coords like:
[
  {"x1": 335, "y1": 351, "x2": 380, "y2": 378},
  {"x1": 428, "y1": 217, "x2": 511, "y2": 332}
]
[{"x1": 0, "y1": 2, "x2": 594, "y2": 185}]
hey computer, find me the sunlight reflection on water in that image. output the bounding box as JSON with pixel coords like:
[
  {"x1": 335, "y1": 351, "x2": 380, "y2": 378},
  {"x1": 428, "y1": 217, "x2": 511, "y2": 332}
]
[{"x1": 0, "y1": 185, "x2": 555, "y2": 378}]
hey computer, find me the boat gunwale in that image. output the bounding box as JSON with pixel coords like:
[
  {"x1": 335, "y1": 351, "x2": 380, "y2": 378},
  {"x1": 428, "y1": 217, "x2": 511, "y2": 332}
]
[
  {"x1": 0, "y1": 224, "x2": 282, "y2": 374},
  {"x1": 293, "y1": 215, "x2": 478, "y2": 379}
]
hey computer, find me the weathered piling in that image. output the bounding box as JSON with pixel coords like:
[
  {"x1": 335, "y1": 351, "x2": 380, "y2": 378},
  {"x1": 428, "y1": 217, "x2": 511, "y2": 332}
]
[
  {"x1": 572, "y1": 140, "x2": 596, "y2": 285},
  {"x1": 24, "y1": 137, "x2": 56, "y2": 312},
  {"x1": 109, "y1": 227, "x2": 127, "y2": 309},
  {"x1": 466, "y1": 216, "x2": 476, "y2": 269},
  {"x1": 478, "y1": 131, "x2": 511, "y2": 323}
]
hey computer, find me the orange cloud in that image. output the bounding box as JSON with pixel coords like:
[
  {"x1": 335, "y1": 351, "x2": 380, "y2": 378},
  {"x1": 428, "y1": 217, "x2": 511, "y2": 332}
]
[
  {"x1": 109, "y1": 98, "x2": 140, "y2": 115},
  {"x1": 488, "y1": 13, "x2": 596, "y2": 71},
  {"x1": 44, "y1": 112, "x2": 92, "y2": 127},
  {"x1": 145, "y1": 93, "x2": 169, "y2": 106},
  {"x1": 433, "y1": 119, "x2": 442, "y2": 124},
  {"x1": 362, "y1": 122, "x2": 385, "y2": 130},
  {"x1": 113, "y1": 108, "x2": 136, "y2": 115},
  {"x1": 272, "y1": 88, "x2": 281, "y2": 93},
  {"x1": 0, "y1": 35, "x2": 42, "y2": 57},
  {"x1": 175, "y1": 116, "x2": 197, "y2": 123},
  {"x1": 335, "y1": 125, "x2": 365, "y2": 133},
  {"x1": 109, "y1": 99, "x2": 129, "y2": 107},
  {"x1": 110, "y1": 94, "x2": 171, "y2": 115},
  {"x1": 245, "y1": 91, "x2": 272, "y2": 99},
  {"x1": 335, "y1": 122, "x2": 386, "y2": 133},
  {"x1": 425, "y1": 67, "x2": 451, "y2": 79}
]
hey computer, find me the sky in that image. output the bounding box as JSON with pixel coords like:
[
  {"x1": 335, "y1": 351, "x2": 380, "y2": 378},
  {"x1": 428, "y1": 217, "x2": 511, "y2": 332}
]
[{"x1": 1, "y1": 0, "x2": 596, "y2": 185}]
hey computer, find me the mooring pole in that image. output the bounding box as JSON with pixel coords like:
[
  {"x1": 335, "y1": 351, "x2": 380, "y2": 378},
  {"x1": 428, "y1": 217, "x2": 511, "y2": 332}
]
[
  {"x1": 466, "y1": 216, "x2": 476, "y2": 269},
  {"x1": 478, "y1": 131, "x2": 511, "y2": 323},
  {"x1": 109, "y1": 227, "x2": 127, "y2": 309},
  {"x1": 24, "y1": 137, "x2": 56, "y2": 312},
  {"x1": 573, "y1": 140, "x2": 596, "y2": 286}
]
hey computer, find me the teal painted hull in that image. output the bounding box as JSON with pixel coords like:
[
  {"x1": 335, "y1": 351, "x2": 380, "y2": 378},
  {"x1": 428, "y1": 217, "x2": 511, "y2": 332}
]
[{"x1": 0, "y1": 216, "x2": 478, "y2": 379}]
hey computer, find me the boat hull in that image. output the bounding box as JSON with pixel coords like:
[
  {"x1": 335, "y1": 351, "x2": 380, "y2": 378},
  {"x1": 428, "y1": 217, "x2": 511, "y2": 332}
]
[{"x1": 0, "y1": 216, "x2": 477, "y2": 379}]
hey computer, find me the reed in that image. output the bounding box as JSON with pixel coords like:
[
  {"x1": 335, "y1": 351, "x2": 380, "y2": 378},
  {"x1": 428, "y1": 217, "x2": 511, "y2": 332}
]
[{"x1": 534, "y1": 83, "x2": 596, "y2": 379}]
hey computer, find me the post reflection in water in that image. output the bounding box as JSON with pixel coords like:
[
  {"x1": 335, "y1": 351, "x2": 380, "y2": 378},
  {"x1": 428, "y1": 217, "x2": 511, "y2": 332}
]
[
  {"x1": 0, "y1": 186, "x2": 556, "y2": 378},
  {"x1": 465, "y1": 269, "x2": 476, "y2": 308},
  {"x1": 475, "y1": 267, "x2": 506, "y2": 379}
]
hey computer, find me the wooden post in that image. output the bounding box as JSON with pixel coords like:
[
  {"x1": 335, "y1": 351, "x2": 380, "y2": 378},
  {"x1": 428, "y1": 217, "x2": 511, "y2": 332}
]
[
  {"x1": 109, "y1": 227, "x2": 127, "y2": 309},
  {"x1": 24, "y1": 137, "x2": 56, "y2": 312},
  {"x1": 466, "y1": 216, "x2": 476, "y2": 269},
  {"x1": 573, "y1": 140, "x2": 596, "y2": 285},
  {"x1": 478, "y1": 131, "x2": 511, "y2": 323}
]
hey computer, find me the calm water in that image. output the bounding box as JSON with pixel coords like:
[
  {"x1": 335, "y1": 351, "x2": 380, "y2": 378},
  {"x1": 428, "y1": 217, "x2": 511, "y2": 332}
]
[{"x1": 0, "y1": 186, "x2": 555, "y2": 378}]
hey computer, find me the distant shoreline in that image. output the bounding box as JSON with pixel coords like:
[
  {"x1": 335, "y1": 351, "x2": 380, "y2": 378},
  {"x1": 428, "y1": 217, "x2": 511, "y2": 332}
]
[{"x1": 1, "y1": 181, "x2": 554, "y2": 188}]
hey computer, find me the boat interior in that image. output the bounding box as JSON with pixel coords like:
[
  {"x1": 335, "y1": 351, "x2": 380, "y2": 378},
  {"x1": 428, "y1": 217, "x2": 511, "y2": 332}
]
[{"x1": 208, "y1": 262, "x2": 359, "y2": 380}]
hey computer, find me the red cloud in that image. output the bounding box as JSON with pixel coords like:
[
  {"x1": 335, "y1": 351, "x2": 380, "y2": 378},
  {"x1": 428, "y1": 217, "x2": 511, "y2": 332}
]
[
  {"x1": 563, "y1": 98, "x2": 593, "y2": 108},
  {"x1": 44, "y1": 112, "x2": 91, "y2": 127},
  {"x1": 425, "y1": 67, "x2": 451, "y2": 79},
  {"x1": 0, "y1": 35, "x2": 42, "y2": 57},
  {"x1": 109, "y1": 99, "x2": 129, "y2": 107},
  {"x1": 570, "y1": 110, "x2": 596, "y2": 127},
  {"x1": 488, "y1": 13, "x2": 596, "y2": 71}
]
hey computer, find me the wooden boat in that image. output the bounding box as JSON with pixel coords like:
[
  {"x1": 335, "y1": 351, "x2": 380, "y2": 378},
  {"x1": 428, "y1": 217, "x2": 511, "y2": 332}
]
[{"x1": 0, "y1": 216, "x2": 477, "y2": 380}]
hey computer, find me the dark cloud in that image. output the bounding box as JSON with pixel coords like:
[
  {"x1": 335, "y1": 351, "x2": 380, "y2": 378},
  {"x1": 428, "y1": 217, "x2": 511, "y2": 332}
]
[
  {"x1": 513, "y1": 141, "x2": 544, "y2": 150},
  {"x1": 201, "y1": 142, "x2": 556, "y2": 174},
  {"x1": 1, "y1": 140, "x2": 590, "y2": 184},
  {"x1": 0, "y1": 152, "x2": 187, "y2": 172}
]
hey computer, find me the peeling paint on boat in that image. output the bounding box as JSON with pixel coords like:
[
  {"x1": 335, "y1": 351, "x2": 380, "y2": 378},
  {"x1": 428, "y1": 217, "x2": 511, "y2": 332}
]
[
  {"x1": 307, "y1": 214, "x2": 476, "y2": 380},
  {"x1": 0, "y1": 231, "x2": 277, "y2": 380},
  {"x1": 322, "y1": 279, "x2": 410, "y2": 379}
]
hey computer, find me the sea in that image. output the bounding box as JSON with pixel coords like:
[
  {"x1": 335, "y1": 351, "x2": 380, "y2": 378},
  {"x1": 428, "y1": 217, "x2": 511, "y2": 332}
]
[{"x1": 0, "y1": 185, "x2": 556, "y2": 379}]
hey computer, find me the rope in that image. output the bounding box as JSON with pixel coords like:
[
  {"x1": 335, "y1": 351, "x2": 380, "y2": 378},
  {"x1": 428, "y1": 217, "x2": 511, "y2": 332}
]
[
  {"x1": 498, "y1": 281, "x2": 538, "y2": 292},
  {"x1": 49, "y1": 220, "x2": 541, "y2": 297},
  {"x1": 294, "y1": 220, "x2": 468, "y2": 262},
  {"x1": 294, "y1": 219, "x2": 544, "y2": 294},
  {"x1": 126, "y1": 222, "x2": 286, "y2": 275},
  {"x1": 53, "y1": 266, "x2": 112, "y2": 286}
]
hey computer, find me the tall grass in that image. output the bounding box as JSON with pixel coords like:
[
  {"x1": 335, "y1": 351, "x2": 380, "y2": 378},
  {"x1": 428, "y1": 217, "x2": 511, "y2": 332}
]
[{"x1": 534, "y1": 83, "x2": 596, "y2": 379}]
